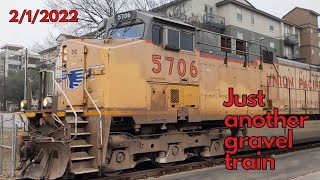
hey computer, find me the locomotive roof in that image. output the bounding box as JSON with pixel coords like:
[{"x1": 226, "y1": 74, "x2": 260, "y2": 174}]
[
  {"x1": 136, "y1": 10, "x2": 196, "y2": 29},
  {"x1": 277, "y1": 57, "x2": 320, "y2": 70}
]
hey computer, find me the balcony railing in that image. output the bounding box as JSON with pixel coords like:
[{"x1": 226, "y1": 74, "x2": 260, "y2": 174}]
[
  {"x1": 203, "y1": 13, "x2": 225, "y2": 28},
  {"x1": 284, "y1": 33, "x2": 299, "y2": 46}
]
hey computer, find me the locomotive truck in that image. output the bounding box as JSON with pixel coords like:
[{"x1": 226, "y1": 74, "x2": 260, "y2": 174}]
[{"x1": 17, "y1": 10, "x2": 320, "y2": 179}]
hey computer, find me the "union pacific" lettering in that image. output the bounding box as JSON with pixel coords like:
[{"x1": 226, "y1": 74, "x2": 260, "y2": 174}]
[{"x1": 267, "y1": 74, "x2": 320, "y2": 90}]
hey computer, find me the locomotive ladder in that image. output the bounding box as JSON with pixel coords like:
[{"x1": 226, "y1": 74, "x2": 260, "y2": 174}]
[
  {"x1": 68, "y1": 67, "x2": 104, "y2": 175},
  {"x1": 45, "y1": 69, "x2": 99, "y2": 175}
]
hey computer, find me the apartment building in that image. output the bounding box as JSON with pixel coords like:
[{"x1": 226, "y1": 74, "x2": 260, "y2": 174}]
[
  {"x1": 0, "y1": 44, "x2": 41, "y2": 111},
  {"x1": 152, "y1": 0, "x2": 302, "y2": 61},
  {"x1": 283, "y1": 7, "x2": 320, "y2": 65},
  {"x1": 0, "y1": 44, "x2": 40, "y2": 76}
]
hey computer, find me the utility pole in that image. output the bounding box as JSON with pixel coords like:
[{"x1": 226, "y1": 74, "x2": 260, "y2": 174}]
[
  {"x1": 2, "y1": 47, "x2": 7, "y2": 111},
  {"x1": 1, "y1": 57, "x2": 5, "y2": 111},
  {"x1": 24, "y1": 48, "x2": 28, "y2": 99}
]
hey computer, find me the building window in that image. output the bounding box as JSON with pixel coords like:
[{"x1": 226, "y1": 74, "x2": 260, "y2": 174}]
[
  {"x1": 318, "y1": 41, "x2": 320, "y2": 47},
  {"x1": 221, "y1": 36, "x2": 232, "y2": 53},
  {"x1": 318, "y1": 33, "x2": 320, "y2": 37},
  {"x1": 251, "y1": 13, "x2": 255, "y2": 25},
  {"x1": 284, "y1": 27, "x2": 290, "y2": 35},
  {"x1": 152, "y1": 25, "x2": 162, "y2": 46},
  {"x1": 237, "y1": 8, "x2": 242, "y2": 21},
  {"x1": 311, "y1": 29, "x2": 313, "y2": 33},
  {"x1": 180, "y1": 31, "x2": 194, "y2": 51},
  {"x1": 312, "y1": 49, "x2": 314, "y2": 54},
  {"x1": 237, "y1": 32, "x2": 244, "y2": 40},
  {"x1": 284, "y1": 47, "x2": 292, "y2": 57},
  {"x1": 270, "y1": 42, "x2": 275, "y2": 48},
  {"x1": 236, "y1": 40, "x2": 246, "y2": 55},
  {"x1": 205, "y1": 5, "x2": 213, "y2": 15},
  {"x1": 270, "y1": 25, "x2": 274, "y2": 32}
]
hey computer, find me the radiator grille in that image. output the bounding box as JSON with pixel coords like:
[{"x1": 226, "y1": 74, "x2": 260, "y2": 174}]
[{"x1": 170, "y1": 89, "x2": 180, "y2": 104}]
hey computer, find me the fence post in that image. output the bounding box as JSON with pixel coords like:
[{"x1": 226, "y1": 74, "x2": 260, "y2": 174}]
[
  {"x1": 11, "y1": 114, "x2": 16, "y2": 178},
  {"x1": 0, "y1": 114, "x2": 3, "y2": 176}
]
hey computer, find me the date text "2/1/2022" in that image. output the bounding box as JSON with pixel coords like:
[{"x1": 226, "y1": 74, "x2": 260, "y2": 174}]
[{"x1": 9, "y1": 9, "x2": 78, "y2": 24}]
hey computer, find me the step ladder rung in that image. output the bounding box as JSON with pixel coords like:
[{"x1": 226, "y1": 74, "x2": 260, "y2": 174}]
[
  {"x1": 71, "y1": 156, "x2": 95, "y2": 161},
  {"x1": 71, "y1": 132, "x2": 91, "y2": 136},
  {"x1": 71, "y1": 152, "x2": 95, "y2": 161},
  {"x1": 68, "y1": 121, "x2": 89, "y2": 124},
  {"x1": 71, "y1": 144, "x2": 93, "y2": 148}
]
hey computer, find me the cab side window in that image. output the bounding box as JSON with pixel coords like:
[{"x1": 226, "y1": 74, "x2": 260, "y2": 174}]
[
  {"x1": 152, "y1": 25, "x2": 162, "y2": 45},
  {"x1": 167, "y1": 29, "x2": 180, "y2": 50},
  {"x1": 181, "y1": 31, "x2": 194, "y2": 51}
]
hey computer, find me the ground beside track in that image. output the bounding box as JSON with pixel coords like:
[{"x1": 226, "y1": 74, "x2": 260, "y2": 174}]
[{"x1": 149, "y1": 147, "x2": 320, "y2": 180}]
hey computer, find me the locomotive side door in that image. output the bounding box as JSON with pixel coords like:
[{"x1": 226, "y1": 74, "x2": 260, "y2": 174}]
[{"x1": 63, "y1": 43, "x2": 86, "y2": 106}]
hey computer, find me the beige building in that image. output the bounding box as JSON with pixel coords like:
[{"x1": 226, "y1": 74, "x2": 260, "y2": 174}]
[{"x1": 283, "y1": 7, "x2": 320, "y2": 65}]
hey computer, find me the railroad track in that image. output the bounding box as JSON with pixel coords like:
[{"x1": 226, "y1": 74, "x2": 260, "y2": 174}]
[{"x1": 85, "y1": 141, "x2": 320, "y2": 180}]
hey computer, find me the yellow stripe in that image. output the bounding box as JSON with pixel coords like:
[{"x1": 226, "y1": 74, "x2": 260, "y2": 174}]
[
  {"x1": 25, "y1": 111, "x2": 65, "y2": 118},
  {"x1": 25, "y1": 112, "x2": 36, "y2": 118}
]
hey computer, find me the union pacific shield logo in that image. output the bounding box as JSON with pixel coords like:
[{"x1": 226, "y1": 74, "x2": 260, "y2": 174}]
[{"x1": 67, "y1": 68, "x2": 84, "y2": 90}]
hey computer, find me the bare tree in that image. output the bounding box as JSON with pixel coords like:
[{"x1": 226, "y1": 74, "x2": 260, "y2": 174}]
[
  {"x1": 29, "y1": 31, "x2": 58, "y2": 53},
  {"x1": 132, "y1": 0, "x2": 174, "y2": 11},
  {"x1": 33, "y1": 0, "x2": 182, "y2": 52},
  {"x1": 45, "y1": 0, "x2": 128, "y2": 36},
  {"x1": 44, "y1": 0, "x2": 174, "y2": 36},
  {"x1": 151, "y1": 1, "x2": 193, "y2": 22}
]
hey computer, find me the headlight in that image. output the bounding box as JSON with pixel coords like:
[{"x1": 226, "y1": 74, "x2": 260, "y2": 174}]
[
  {"x1": 43, "y1": 97, "x2": 53, "y2": 108},
  {"x1": 20, "y1": 100, "x2": 27, "y2": 110}
]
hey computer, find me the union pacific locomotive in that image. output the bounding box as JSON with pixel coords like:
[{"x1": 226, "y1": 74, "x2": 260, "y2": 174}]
[{"x1": 17, "y1": 10, "x2": 320, "y2": 179}]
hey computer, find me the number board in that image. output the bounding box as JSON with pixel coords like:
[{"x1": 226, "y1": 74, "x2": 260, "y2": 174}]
[{"x1": 115, "y1": 11, "x2": 135, "y2": 22}]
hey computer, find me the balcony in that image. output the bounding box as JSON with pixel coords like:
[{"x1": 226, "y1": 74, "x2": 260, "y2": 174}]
[
  {"x1": 202, "y1": 13, "x2": 225, "y2": 32},
  {"x1": 284, "y1": 33, "x2": 299, "y2": 46}
]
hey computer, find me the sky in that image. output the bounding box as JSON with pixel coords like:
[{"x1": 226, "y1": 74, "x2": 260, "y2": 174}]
[{"x1": 0, "y1": 0, "x2": 320, "y2": 48}]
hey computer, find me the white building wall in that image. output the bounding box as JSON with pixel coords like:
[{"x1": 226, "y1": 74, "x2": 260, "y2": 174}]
[{"x1": 218, "y1": 3, "x2": 282, "y2": 39}]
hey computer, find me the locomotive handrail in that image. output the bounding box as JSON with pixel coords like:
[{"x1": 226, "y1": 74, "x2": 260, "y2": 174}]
[
  {"x1": 84, "y1": 71, "x2": 103, "y2": 147},
  {"x1": 40, "y1": 70, "x2": 78, "y2": 142},
  {"x1": 198, "y1": 41, "x2": 262, "y2": 57}
]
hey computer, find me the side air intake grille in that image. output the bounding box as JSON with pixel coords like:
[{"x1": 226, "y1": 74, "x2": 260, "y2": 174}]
[{"x1": 170, "y1": 89, "x2": 180, "y2": 104}]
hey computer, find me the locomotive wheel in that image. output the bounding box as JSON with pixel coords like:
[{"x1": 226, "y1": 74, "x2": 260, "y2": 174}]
[
  {"x1": 195, "y1": 147, "x2": 224, "y2": 163},
  {"x1": 151, "y1": 153, "x2": 175, "y2": 168}
]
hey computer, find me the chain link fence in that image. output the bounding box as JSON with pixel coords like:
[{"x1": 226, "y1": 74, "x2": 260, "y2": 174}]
[{"x1": 0, "y1": 113, "x2": 26, "y2": 179}]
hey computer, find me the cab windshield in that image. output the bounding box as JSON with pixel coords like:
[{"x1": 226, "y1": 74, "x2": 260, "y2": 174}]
[{"x1": 108, "y1": 23, "x2": 144, "y2": 39}]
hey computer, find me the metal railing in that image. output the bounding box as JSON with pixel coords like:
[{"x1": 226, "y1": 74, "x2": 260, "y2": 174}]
[
  {"x1": 84, "y1": 69, "x2": 103, "y2": 147},
  {"x1": 284, "y1": 33, "x2": 299, "y2": 46},
  {"x1": 203, "y1": 13, "x2": 225, "y2": 26},
  {"x1": 41, "y1": 70, "x2": 78, "y2": 141}
]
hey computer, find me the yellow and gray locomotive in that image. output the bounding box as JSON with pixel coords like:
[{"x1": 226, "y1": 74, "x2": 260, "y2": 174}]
[{"x1": 18, "y1": 10, "x2": 320, "y2": 179}]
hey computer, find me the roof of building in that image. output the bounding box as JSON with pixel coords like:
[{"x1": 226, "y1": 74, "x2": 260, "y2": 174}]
[
  {"x1": 151, "y1": 0, "x2": 186, "y2": 12},
  {"x1": 0, "y1": 44, "x2": 24, "y2": 51},
  {"x1": 38, "y1": 46, "x2": 58, "y2": 55},
  {"x1": 283, "y1": 7, "x2": 320, "y2": 19},
  {"x1": 216, "y1": 0, "x2": 301, "y2": 28},
  {"x1": 152, "y1": 0, "x2": 256, "y2": 12},
  {"x1": 139, "y1": 10, "x2": 195, "y2": 29},
  {"x1": 56, "y1": 34, "x2": 79, "y2": 41}
]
